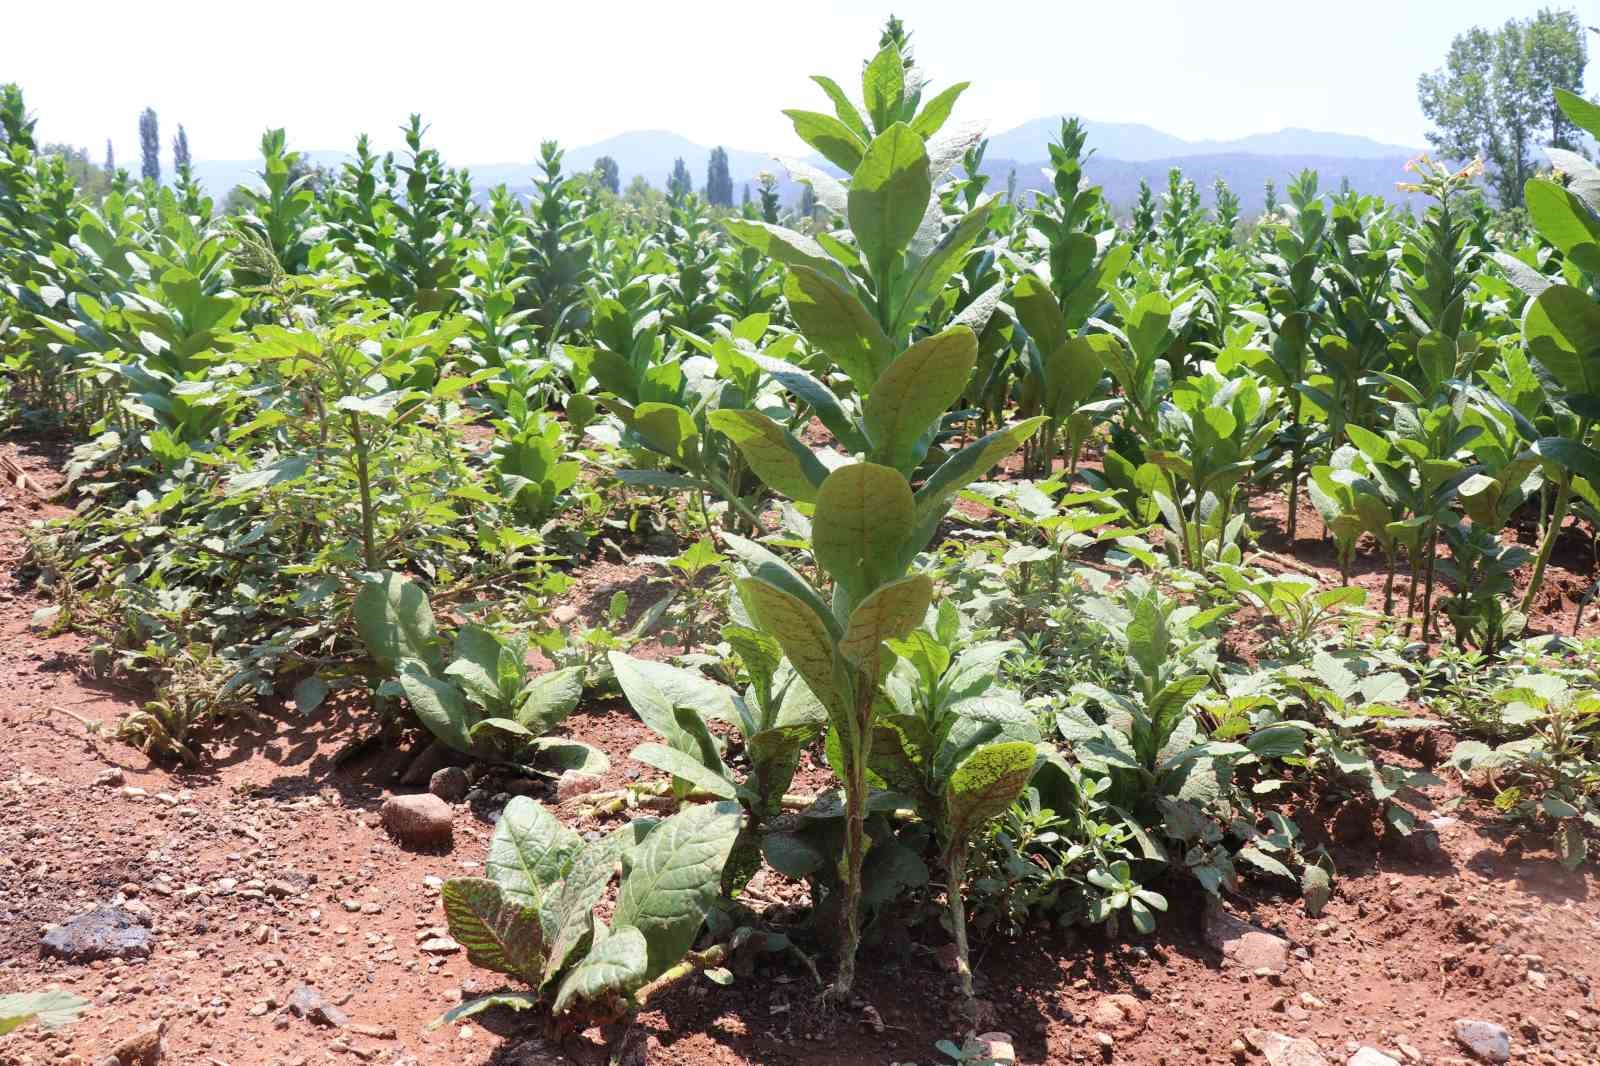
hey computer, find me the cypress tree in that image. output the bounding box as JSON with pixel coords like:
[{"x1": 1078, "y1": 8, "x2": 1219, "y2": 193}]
[
  {"x1": 138, "y1": 108, "x2": 160, "y2": 184},
  {"x1": 706, "y1": 146, "x2": 733, "y2": 207},
  {"x1": 173, "y1": 124, "x2": 191, "y2": 171},
  {"x1": 593, "y1": 155, "x2": 620, "y2": 195},
  {"x1": 667, "y1": 156, "x2": 692, "y2": 201}
]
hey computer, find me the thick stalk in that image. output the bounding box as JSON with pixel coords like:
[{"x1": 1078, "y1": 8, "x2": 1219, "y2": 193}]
[
  {"x1": 1384, "y1": 550, "x2": 1396, "y2": 617},
  {"x1": 945, "y1": 846, "x2": 975, "y2": 1016},
  {"x1": 347, "y1": 414, "x2": 378, "y2": 572},
  {"x1": 827, "y1": 684, "x2": 873, "y2": 1005},
  {"x1": 1420, "y1": 523, "x2": 1440, "y2": 642},
  {"x1": 1521, "y1": 475, "x2": 1575, "y2": 617}
]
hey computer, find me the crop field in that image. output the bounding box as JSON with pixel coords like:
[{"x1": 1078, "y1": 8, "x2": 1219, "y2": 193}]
[{"x1": 3, "y1": 16, "x2": 1600, "y2": 1066}]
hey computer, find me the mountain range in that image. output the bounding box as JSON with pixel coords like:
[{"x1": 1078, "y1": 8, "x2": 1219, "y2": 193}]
[{"x1": 186, "y1": 118, "x2": 1423, "y2": 216}]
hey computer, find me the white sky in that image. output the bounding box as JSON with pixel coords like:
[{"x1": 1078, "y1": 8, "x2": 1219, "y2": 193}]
[{"x1": 8, "y1": 0, "x2": 1597, "y2": 164}]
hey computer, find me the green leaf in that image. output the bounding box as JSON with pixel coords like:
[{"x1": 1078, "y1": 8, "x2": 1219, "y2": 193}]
[
  {"x1": 736, "y1": 576, "x2": 845, "y2": 723},
  {"x1": 630, "y1": 402, "x2": 699, "y2": 463},
  {"x1": 486, "y1": 796, "x2": 583, "y2": 911},
  {"x1": 1301, "y1": 863, "x2": 1333, "y2": 916},
  {"x1": 783, "y1": 110, "x2": 866, "y2": 173},
  {"x1": 911, "y1": 418, "x2": 1048, "y2": 533},
  {"x1": 440, "y1": 877, "x2": 547, "y2": 983},
  {"x1": 809, "y1": 75, "x2": 870, "y2": 141},
  {"x1": 848, "y1": 124, "x2": 932, "y2": 285},
  {"x1": 1526, "y1": 179, "x2": 1600, "y2": 274},
  {"x1": 863, "y1": 326, "x2": 978, "y2": 473},
  {"x1": 945, "y1": 741, "x2": 1038, "y2": 846},
  {"x1": 609, "y1": 653, "x2": 737, "y2": 751},
  {"x1": 398, "y1": 661, "x2": 472, "y2": 752},
  {"x1": 631, "y1": 742, "x2": 738, "y2": 799},
  {"x1": 1523, "y1": 283, "x2": 1600, "y2": 399},
  {"x1": 552, "y1": 925, "x2": 649, "y2": 1014},
  {"x1": 613, "y1": 801, "x2": 743, "y2": 980},
  {"x1": 224, "y1": 454, "x2": 310, "y2": 495},
  {"x1": 0, "y1": 991, "x2": 89, "y2": 1035},
  {"x1": 1012, "y1": 273, "x2": 1067, "y2": 359},
  {"x1": 543, "y1": 821, "x2": 658, "y2": 987},
  {"x1": 891, "y1": 201, "x2": 994, "y2": 336},
  {"x1": 783, "y1": 265, "x2": 896, "y2": 388},
  {"x1": 1529, "y1": 437, "x2": 1600, "y2": 485},
  {"x1": 812, "y1": 462, "x2": 915, "y2": 599},
  {"x1": 721, "y1": 220, "x2": 846, "y2": 283},
  {"x1": 839, "y1": 574, "x2": 934, "y2": 667},
  {"x1": 354, "y1": 571, "x2": 439, "y2": 673},
  {"x1": 517, "y1": 667, "x2": 585, "y2": 734},
  {"x1": 707, "y1": 409, "x2": 828, "y2": 502},
  {"x1": 527, "y1": 738, "x2": 611, "y2": 776},
  {"x1": 861, "y1": 43, "x2": 906, "y2": 133},
  {"x1": 292, "y1": 675, "x2": 329, "y2": 717},
  {"x1": 909, "y1": 81, "x2": 970, "y2": 139}
]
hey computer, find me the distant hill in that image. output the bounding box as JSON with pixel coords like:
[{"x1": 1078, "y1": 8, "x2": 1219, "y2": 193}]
[{"x1": 184, "y1": 117, "x2": 1423, "y2": 216}]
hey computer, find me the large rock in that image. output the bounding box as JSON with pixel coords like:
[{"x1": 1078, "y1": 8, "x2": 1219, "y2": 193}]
[
  {"x1": 1244, "y1": 1029, "x2": 1329, "y2": 1066},
  {"x1": 1452, "y1": 1019, "x2": 1511, "y2": 1063},
  {"x1": 381, "y1": 793, "x2": 453, "y2": 848},
  {"x1": 41, "y1": 905, "x2": 154, "y2": 962},
  {"x1": 1207, "y1": 907, "x2": 1290, "y2": 974}
]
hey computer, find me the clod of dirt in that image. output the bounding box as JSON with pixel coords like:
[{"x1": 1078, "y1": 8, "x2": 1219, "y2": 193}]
[
  {"x1": 40, "y1": 904, "x2": 154, "y2": 962},
  {"x1": 380, "y1": 793, "x2": 453, "y2": 848},
  {"x1": 1452, "y1": 1018, "x2": 1511, "y2": 1063},
  {"x1": 286, "y1": 984, "x2": 349, "y2": 1028},
  {"x1": 1205, "y1": 907, "x2": 1290, "y2": 974},
  {"x1": 98, "y1": 1018, "x2": 166, "y2": 1066},
  {"x1": 429, "y1": 765, "x2": 470, "y2": 803},
  {"x1": 1090, "y1": 993, "x2": 1149, "y2": 1037},
  {"x1": 1243, "y1": 1028, "x2": 1329, "y2": 1066}
]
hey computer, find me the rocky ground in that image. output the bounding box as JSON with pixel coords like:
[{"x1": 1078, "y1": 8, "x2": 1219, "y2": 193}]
[{"x1": 2, "y1": 437, "x2": 1599, "y2": 1066}]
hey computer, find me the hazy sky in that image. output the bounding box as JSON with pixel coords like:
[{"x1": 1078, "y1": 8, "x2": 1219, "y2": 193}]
[{"x1": 8, "y1": 0, "x2": 1596, "y2": 165}]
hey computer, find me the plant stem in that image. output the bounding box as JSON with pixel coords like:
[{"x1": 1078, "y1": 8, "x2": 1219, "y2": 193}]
[
  {"x1": 347, "y1": 414, "x2": 378, "y2": 572},
  {"x1": 1521, "y1": 475, "x2": 1574, "y2": 617},
  {"x1": 1384, "y1": 552, "x2": 1396, "y2": 617},
  {"x1": 1420, "y1": 523, "x2": 1440, "y2": 642},
  {"x1": 828, "y1": 688, "x2": 873, "y2": 1006},
  {"x1": 945, "y1": 846, "x2": 976, "y2": 1023}
]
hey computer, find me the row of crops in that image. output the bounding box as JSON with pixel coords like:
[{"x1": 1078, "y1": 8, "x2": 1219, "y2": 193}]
[{"x1": 3, "y1": 24, "x2": 1599, "y2": 1041}]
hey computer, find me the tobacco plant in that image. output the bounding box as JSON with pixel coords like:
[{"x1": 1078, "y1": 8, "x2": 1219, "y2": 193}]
[{"x1": 716, "y1": 41, "x2": 1043, "y2": 1003}]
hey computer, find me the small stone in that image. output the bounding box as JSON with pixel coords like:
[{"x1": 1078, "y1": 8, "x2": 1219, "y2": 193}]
[
  {"x1": 1245, "y1": 1028, "x2": 1330, "y2": 1066},
  {"x1": 265, "y1": 879, "x2": 299, "y2": 898},
  {"x1": 1208, "y1": 909, "x2": 1290, "y2": 974},
  {"x1": 94, "y1": 768, "x2": 125, "y2": 787},
  {"x1": 121, "y1": 787, "x2": 147, "y2": 799},
  {"x1": 350, "y1": 1024, "x2": 396, "y2": 1040},
  {"x1": 40, "y1": 906, "x2": 154, "y2": 962},
  {"x1": 973, "y1": 1032, "x2": 1016, "y2": 1066},
  {"x1": 341, "y1": 899, "x2": 362, "y2": 913},
  {"x1": 556, "y1": 770, "x2": 602, "y2": 802},
  {"x1": 1348, "y1": 1050, "x2": 1402, "y2": 1066},
  {"x1": 550, "y1": 604, "x2": 580, "y2": 625},
  {"x1": 287, "y1": 984, "x2": 349, "y2": 1028},
  {"x1": 419, "y1": 937, "x2": 461, "y2": 955},
  {"x1": 428, "y1": 766, "x2": 470, "y2": 804},
  {"x1": 104, "y1": 1018, "x2": 166, "y2": 1066},
  {"x1": 1453, "y1": 1019, "x2": 1510, "y2": 1063},
  {"x1": 380, "y1": 793, "x2": 454, "y2": 848}
]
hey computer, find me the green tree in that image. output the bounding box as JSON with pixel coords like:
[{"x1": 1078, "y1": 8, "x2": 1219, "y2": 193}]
[
  {"x1": 103, "y1": 138, "x2": 114, "y2": 174},
  {"x1": 667, "y1": 156, "x2": 692, "y2": 201},
  {"x1": 138, "y1": 107, "x2": 159, "y2": 184},
  {"x1": 705, "y1": 145, "x2": 733, "y2": 206},
  {"x1": 172, "y1": 124, "x2": 191, "y2": 171},
  {"x1": 593, "y1": 154, "x2": 619, "y2": 195},
  {"x1": 1417, "y1": 7, "x2": 1587, "y2": 206}
]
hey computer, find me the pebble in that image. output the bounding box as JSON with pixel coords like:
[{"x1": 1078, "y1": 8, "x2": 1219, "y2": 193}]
[
  {"x1": 974, "y1": 1032, "x2": 1016, "y2": 1066},
  {"x1": 93, "y1": 768, "x2": 125, "y2": 787},
  {"x1": 380, "y1": 793, "x2": 454, "y2": 848},
  {"x1": 556, "y1": 769, "x2": 602, "y2": 802},
  {"x1": 1453, "y1": 1019, "x2": 1511, "y2": 1063},
  {"x1": 1349, "y1": 1050, "x2": 1402, "y2": 1066},
  {"x1": 419, "y1": 936, "x2": 461, "y2": 955},
  {"x1": 287, "y1": 983, "x2": 349, "y2": 1028}
]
